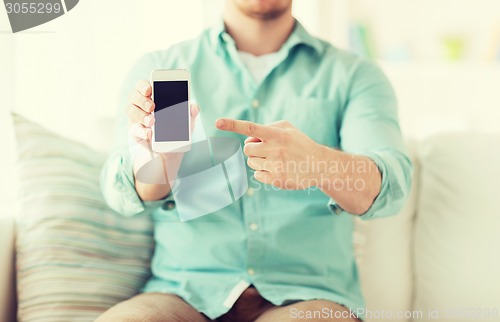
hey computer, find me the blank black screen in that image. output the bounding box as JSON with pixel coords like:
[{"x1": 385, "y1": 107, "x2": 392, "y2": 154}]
[{"x1": 153, "y1": 81, "x2": 189, "y2": 141}]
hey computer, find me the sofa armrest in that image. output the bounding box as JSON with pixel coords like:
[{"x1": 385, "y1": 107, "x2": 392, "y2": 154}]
[{"x1": 0, "y1": 215, "x2": 17, "y2": 322}]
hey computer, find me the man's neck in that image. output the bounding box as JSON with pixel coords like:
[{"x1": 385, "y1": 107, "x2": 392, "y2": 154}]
[{"x1": 223, "y1": 3, "x2": 295, "y2": 56}]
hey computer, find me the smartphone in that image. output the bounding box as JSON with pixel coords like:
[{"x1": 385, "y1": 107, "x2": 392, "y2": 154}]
[{"x1": 151, "y1": 69, "x2": 191, "y2": 153}]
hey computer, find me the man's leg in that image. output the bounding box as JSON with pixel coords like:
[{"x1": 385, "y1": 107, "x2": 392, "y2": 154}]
[
  {"x1": 255, "y1": 300, "x2": 361, "y2": 322},
  {"x1": 216, "y1": 286, "x2": 274, "y2": 322},
  {"x1": 95, "y1": 292, "x2": 211, "y2": 322}
]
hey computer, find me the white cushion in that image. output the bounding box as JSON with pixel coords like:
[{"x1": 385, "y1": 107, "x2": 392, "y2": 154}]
[
  {"x1": 355, "y1": 140, "x2": 418, "y2": 322},
  {"x1": 414, "y1": 133, "x2": 500, "y2": 321}
]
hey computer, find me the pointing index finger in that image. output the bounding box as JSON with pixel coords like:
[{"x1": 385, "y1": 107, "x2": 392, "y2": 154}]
[{"x1": 216, "y1": 119, "x2": 275, "y2": 139}]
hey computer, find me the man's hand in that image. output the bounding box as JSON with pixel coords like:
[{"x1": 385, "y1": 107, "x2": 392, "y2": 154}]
[
  {"x1": 216, "y1": 118, "x2": 324, "y2": 190},
  {"x1": 127, "y1": 79, "x2": 199, "y2": 150},
  {"x1": 128, "y1": 79, "x2": 199, "y2": 201},
  {"x1": 216, "y1": 118, "x2": 382, "y2": 215}
]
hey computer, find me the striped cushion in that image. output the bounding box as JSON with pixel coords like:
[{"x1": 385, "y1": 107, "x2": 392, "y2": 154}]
[{"x1": 13, "y1": 114, "x2": 154, "y2": 321}]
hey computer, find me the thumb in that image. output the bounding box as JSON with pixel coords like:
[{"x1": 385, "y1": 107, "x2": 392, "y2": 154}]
[
  {"x1": 190, "y1": 103, "x2": 200, "y2": 118},
  {"x1": 190, "y1": 103, "x2": 200, "y2": 134}
]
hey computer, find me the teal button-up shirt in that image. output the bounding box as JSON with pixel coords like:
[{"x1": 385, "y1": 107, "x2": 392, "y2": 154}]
[{"x1": 100, "y1": 21, "x2": 412, "y2": 319}]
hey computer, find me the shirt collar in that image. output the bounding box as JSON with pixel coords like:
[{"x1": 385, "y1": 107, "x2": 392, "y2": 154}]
[{"x1": 209, "y1": 19, "x2": 325, "y2": 55}]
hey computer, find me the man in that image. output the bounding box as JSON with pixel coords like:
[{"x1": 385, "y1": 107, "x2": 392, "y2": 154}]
[{"x1": 98, "y1": 0, "x2": 412, "y2": 321}]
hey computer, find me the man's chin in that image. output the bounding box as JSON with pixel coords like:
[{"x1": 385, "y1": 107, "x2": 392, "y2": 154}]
[{"x1": 235, "y1": 0, "x2": 291, "y2": 21}]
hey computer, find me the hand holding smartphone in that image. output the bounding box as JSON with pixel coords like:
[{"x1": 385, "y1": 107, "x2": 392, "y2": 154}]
[{"x1": 151, "y1": 69, "x2": 192, "y2": 153}]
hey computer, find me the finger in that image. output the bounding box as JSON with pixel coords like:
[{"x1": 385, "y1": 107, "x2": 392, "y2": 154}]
[
  {"x1": 267, "y1": 120, "x2": 292, "y2": 129},
  {"x1": 129, "y1": 122, "x2": 151, "y2": 141},
  {"x1": 244, "y1": 137, "x2": 261, "y2": 144},
  {"x1": 215, "y1": 119, "x2": 275, "y2": 139},
  {"x1": 135, "y1": 79, "x2": 152, "y2": 97},
  {"x1": 190, "y1": 103, "x2": 200, "y2": 118},
  {"x1": 130, "y1": 90, "x2": 155, "y2": 113},
  {"x1": 254, "y1": 170, "x2": 273, "y2": 185},
  {"x1": 128, "y1": 104, "x2": 155, "y2": 127},
  {"x1": 190, "y1": 103, "x2": 200, "y2": 134},
  {"x1": 243, "y1": 142, "x2": 268, "y2": 157},
  {"x1": 247, "y1": 157, "x2": 268, "y2": 171}
]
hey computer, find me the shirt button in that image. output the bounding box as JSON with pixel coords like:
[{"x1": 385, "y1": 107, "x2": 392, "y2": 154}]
[
  {"x1": 221, "y1": 33, "x2": 231, "y2": 42},
  {"x1": 246, "y1": 188, "x2": 255, "y2": 197},
  {"x1": 162, "y1": 200, "x2": 176, "y2": 211},
  {"x1": 249, "y1": 223, "x2": 258, "y2": 231},
  {"x1": 247, "y1": 268, "x2": 256, "y2": 276},
  {"x1": 251, "y1": 99, "x2": 260, "y2": 109}
]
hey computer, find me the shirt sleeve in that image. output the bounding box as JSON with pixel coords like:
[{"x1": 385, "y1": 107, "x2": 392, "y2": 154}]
[
  {"x1": 99, "y1": 52, "x2": 173, "y2": 217},
  {"x1": 328, "y1": 59, "x2": 412, "y2": 220}
]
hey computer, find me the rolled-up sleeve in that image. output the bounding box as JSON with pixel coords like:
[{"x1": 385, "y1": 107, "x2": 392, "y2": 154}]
[
  {"x1": 100, "y1": 147, "x2": 172, "y2": 217},
  {"x1": 100, "y1": 52, "x2": 172, "y2": 217},
  {"x1": 328, "y1": 59, "x2": 412, "y2": 220}
]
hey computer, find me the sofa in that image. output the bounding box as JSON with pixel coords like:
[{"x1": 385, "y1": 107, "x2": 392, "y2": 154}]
[{"x1": 1, "y1": 113, "x2": 499, "y2": 321}]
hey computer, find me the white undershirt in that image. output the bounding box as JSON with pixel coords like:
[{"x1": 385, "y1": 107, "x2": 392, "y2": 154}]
[{"x1": 237, "y1": 51, "x2": 282, "y2": 84}]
